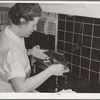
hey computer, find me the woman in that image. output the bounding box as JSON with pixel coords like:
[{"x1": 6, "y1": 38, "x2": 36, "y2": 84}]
[{"x1": 0, "y1": 3, "x2": 69, "y2": 92}]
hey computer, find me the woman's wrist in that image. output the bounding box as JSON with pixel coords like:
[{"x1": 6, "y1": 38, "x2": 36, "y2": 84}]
[{"x1": 46, "y1": 65, "x2": 54, "y2": 77}]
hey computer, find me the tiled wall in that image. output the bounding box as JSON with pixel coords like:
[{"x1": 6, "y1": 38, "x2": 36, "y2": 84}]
[{"x1": 57, "y1": 14, "x2": 100, "y2": 84}]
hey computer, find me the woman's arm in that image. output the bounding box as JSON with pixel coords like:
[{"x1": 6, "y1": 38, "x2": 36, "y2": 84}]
[{"x1": 9, "y1": 64, "x2": 66, "y2": 92}]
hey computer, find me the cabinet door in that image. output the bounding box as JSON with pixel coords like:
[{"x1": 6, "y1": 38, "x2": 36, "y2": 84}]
[
  {"x1": 0, "y1": 13, "x2": 3, "y2": 24},
  {"x1": 3, "y1": 12, "x2": 10, "y2": 25}
]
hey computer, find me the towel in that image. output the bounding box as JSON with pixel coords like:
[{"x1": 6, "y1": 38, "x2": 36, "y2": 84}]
[{"x1": 58, "y1": 89, "x2": 76, "y2": 93}]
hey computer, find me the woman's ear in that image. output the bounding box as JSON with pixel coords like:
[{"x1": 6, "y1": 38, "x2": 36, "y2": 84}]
[{"x1": 20, "y1": 18, "x2": 26, "y2": 25}]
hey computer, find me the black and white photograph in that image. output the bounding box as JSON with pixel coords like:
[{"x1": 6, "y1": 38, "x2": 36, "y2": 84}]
[{"x1": 0, "y1": 0, "x2": 100, "y2": 99}]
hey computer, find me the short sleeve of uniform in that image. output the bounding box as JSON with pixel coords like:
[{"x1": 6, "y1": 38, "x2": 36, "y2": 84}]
[{"x1": 6, "y1": 49, "x2": 26, "y2": 80}]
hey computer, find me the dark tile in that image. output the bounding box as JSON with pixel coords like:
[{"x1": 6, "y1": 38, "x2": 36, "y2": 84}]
[
  {"x1": 58, "y1": 30, "x2": 64, "y2": 41},
  {"x1": 74, "y1": 22, "x2": 82, "y2": 33},
  {"x1": 58, "y1": 14, "x2": 66, "y2": 20},
  {"x1": 91, "y1": 49, "x2": 100, "y2": 61},
  {"x1": 81, "y1": 68, "x2": 89, "y2": 79},
  {"x1": 90, "y1": 60, "x2": 100, "y2": 72},
  {"x1": 72, "y1": 44, "x2": 81, "y2": 55},
  {"x1": 90, "y1": 71, "x2": 99, "y2": 83},
  {"x1": 81, "y1": 57, "x2": 90, "y2": 69},
  {"x1": 58, "y1": 20, "x2": 65, "y2": 31},
  {"x1": 82, "y1": 46, "x2": 90, "y2": 58},
  {"x1": 93, "y1": 25, "x2": 100, "y2": 37},
  {"x1": 94, "y1": 18, "x2": 100, "y2": 25},
  {"x1": 64, "y1": 52, "x2": 72, "y2": 63},
  {"x1": 65, "y1": 42, "x2": 72, "y2": 53},
  {"x1": 75, "y1": 16, "x2": 86, "y2": 22},
  {"x1": 72, "y1": 65, "x2": 79, "y2": 76},
  {"x1": 72, "y1": 55, "x2": 80, "y2": 66},
  {"x1": 66, "y1": 15, "x2": 75, "y2": 21},
  {"x1": 73, "y1": 33, "x2": 82, "y2": 44},
  {"x1": 73, "y1": 34, "x2": 78, "y2": 44},
  {"x1": 92, "y1": 37, "x2": 100, "y2": 49},
  {"x1": 57, "y1": 40, "x2": 64, "y2": 51},
  {"x1": 66, "y1": 21, "x2": 74, "y2": 32},
  {"x1": 75, "y1": 16, "x2": 93, "y2": 24},
  {"x1": 83, "y1": 17, "x2": 94, "y2": 24},
  {"x1": 83, "y1": 24, "x2": 93, "y2": 36},
  {"x1": 82, "y1": 35, "x2": 92, "y2": 47},
  {"x1": 65, "y1": 31, "x2": 73, "y2": 43}
]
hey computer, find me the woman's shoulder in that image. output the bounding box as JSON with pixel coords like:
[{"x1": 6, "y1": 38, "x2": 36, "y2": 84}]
[{"x1": 0, "y1": 32, "x2": 10, "y2": 51}]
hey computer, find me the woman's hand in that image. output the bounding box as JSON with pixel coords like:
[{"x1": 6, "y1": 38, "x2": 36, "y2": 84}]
[
  {"x1": 28, "y1": 45, "x2": 49, "y2": 60},
  {"x1": 48, "y1": 64, "x2": 69, "y2": 76}
]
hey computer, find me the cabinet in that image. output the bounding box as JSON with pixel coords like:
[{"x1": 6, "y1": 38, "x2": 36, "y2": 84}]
[
  {"x1": 40, "y1": 3, "x2": 100, "y2": 18},
  {"x1": 0, "y1": 7, "x2": 10, "y2": 32},
  {"x1": 0, "y1": 7, "x2": 10, "y2": 24},
  {"x1": 2, "y1": 12, "x2": 10, "y2": 25},
  {"x1": 0, "y1": 11, "x2": 10, "y2": 25}
]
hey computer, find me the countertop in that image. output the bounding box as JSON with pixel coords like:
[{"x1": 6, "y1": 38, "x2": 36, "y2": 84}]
[
  {"x1": 64, "y1": 73, "x2": 100, "y2": 93},
  {"x1": 30, "y1": 50, "x2": 100, "y2": 93},
  {"x1": 36, "y1": 72, "x2": 100, "y2": 93}
]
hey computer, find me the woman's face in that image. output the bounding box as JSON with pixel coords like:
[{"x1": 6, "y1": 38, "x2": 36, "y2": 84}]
[{"x1": 21, "y1": 17, "x2": 39, "y2": 38}]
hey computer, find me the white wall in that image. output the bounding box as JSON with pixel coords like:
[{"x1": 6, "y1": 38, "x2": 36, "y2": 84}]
[{"x1": 0, "y1": 3, "x2": 100, "y2": 18}]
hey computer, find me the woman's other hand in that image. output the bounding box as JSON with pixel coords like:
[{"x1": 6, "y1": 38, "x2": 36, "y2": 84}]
[{"x1": 28, "y1": 45, "x2": 49, "y2": 60}]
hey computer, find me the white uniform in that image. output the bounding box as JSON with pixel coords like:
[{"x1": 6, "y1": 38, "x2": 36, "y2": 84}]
[{"x1": 0, "y1": 26, "x2": 31, "y2": 84}]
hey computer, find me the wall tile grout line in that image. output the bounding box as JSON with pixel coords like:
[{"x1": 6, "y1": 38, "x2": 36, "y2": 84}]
[
  {"x1": 89, "y1": 19, "x2": 94, "y2": 81},
  {"x1": 63, "y1": 15, "x2": 66, "y2": 55},
  {"x1": 79, "y1": 20, "x2": 84, "y2": 78},
  {"x1": 71, "y1": 16, "x2": 75, "y2": 74}
]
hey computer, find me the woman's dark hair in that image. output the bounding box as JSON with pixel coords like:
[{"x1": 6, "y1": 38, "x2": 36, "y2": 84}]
[{"x1": 8, "y1": 3, "x2": 42, "y2": 25}]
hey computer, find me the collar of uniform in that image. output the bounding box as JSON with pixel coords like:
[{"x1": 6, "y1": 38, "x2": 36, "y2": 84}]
[{"x1": 5, "y1": 26, "x2": 25, "y2": 46}]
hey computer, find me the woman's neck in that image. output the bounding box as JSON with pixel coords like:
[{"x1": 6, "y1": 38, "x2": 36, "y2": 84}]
[{"x1": 8, "y1": 24, "x2": 22, "y2": 38}]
